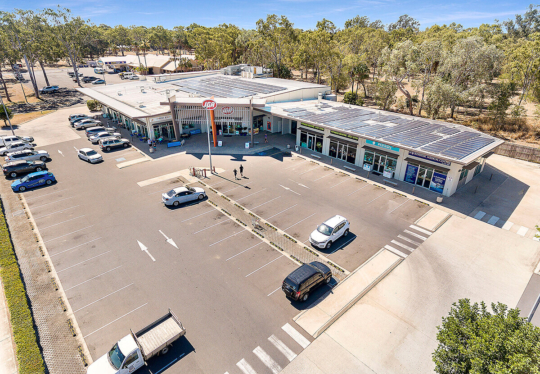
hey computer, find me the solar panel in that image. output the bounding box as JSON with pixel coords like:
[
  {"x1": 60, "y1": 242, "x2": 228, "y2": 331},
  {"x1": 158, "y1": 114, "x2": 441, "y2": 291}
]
[
  {"x1": 420, "y1": 132, "x2": 480, "y2": 154},
  {"x1": 440, "y1": 137, "x2": 495, "y2": 159},
  {"x1": 171, "y1": 75, "x2": 287, "y2": 98}
]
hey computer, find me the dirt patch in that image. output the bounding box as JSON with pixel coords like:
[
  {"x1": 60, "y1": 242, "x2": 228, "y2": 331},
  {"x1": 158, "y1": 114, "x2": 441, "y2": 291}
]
[{"x1": 1, "y1": 110, "x2": 55, "y2": 128}]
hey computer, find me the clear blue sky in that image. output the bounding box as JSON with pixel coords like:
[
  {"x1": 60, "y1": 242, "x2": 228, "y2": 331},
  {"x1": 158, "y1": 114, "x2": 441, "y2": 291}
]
[{"x1": 3, "y1": 0, "x2": 533, "y2": 30}]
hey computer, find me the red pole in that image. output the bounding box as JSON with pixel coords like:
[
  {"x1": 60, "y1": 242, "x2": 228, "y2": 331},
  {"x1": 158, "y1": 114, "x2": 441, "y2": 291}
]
[{"x1": 210, "y1": 110, "x2": 217, "y2": 147}]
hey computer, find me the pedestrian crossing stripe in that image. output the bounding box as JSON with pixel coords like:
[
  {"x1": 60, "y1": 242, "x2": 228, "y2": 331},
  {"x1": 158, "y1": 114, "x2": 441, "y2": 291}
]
[
  {"x1": 253, "y1": 346, "x2": 282, "y2": 374},
  {"x1": 282, "y1": 323, "x2": 310, "y2": 349},
  {"x1": 391, "y1": 240, "x2": 415, "y2": 252},
  {"x1": 409, "y1": 225, "x2": 432, "y2": 236},
  {"x1": 268, "y1": 335, "x2": 297, "y2": 362},
  {"x1": 384, "y1": 245, "x2": 407, "y2": 258}
]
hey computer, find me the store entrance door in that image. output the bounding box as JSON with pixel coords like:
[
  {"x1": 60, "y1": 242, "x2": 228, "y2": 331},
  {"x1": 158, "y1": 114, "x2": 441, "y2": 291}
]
[
  {"x1": 337, "y1": 144, "x2": 348, "y2": 161},
  {"x1": 373, "y1": 154, "x2": 386, "y2": 173},
  {"x1": 416, "y1": 166, "x2": 433, "y2": 188},
  {"x1": 307, "y1": 134, "x2": 315, "y2": 150}
]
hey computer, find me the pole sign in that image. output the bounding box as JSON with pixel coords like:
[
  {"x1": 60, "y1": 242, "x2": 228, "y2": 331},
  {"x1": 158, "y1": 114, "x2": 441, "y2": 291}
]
[
  {"x1": 221, "y1": 106, "x2": 234, "y2": 115},
  {"x1": 202, "y1": 99, "x2": 217, "y2": 110}
]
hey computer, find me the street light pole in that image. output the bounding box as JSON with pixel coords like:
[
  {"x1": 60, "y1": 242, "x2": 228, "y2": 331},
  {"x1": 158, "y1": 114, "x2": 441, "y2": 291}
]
[{"x1": 0, "y1": 90, "x2": 15, "y2": 136}]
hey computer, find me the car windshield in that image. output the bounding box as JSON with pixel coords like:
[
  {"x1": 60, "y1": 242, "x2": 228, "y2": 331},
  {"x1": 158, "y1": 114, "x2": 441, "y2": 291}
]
[
  {"x1": 166, "y1": 189, "x2": 176, "y2": 197},
  {"x1": 86, "y1": 150, "x2": 97, "y2": 156},
  {"x1": 107, "y1": 343, "x2": 125, "y2": 370},
  {"x1": 317, "y1": 224, "x2": 333, "y2": 236},
  {"x1": 187, "y1": 187, "x2": 195, "y2": 192},
  {"x1": 20, "y1": 175, "x2": 30, "y2": 183}
]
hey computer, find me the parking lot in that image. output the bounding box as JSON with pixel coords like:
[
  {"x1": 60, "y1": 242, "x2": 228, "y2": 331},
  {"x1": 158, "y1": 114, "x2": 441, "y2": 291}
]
[{"x1": 2, "y1": 116, "x2": 431, "y2": 374}]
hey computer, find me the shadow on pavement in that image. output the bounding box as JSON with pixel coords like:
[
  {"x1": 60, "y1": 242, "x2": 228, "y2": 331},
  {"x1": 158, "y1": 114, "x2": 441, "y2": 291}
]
[{"x1": 137, "y1": 336, "x2": 195, "y2": 374}]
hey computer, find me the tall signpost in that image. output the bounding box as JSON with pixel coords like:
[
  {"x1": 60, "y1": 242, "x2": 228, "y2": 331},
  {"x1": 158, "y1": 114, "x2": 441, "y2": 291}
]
[{"x1": 202, "y1": 99, "x2": 217, "y2": 173}]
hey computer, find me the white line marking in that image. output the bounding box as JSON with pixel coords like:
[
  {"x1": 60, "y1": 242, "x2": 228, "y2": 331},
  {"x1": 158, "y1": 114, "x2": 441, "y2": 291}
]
[
  {"x1": 474, "y1": 211, "x2": 486, "y2": 220},
  {"x1": 253, "y1": 346, "x2": 282, "y2": 374},
  {"x1": 57, "y1": 251, "x2": 111, "y2": 273},
  {"x1": 24, "y1": 189, "x2": 67, "y2": 201},
  {"x1": 288, "y1": 179, "x2": 309, "y2": 189},
  {"x1": 366, "y1": 191, "x2": 389, "y2": 205},
  {"x1": 517, "y1": 226, "x2": 529, "y2": 236},
  {"x1": 329, "y1": 236, "x2": 355, "y2": 254},
  {"x1": 391, "y1": 240, "x2": 415, "y2": 252},
  {"x1": 384, "y1": 245, "x2": 407, "y2": 258},
  {"x1": 389, "y1": 199, "x2": 410, "y2": 213},
  {"x1": 246, "y1": 255, "x2": 283, "y2": 277},
  {"x1": 397, "y1": 234, "x2": 421, "y2": 246},
  {"x1": 250, "y1": 196, "x2": 281, "y2": 210},
  {"x1": 267, "y1": 286, "x2": 281, "y2": 297},
  {"x1": 155, "y1": 353, "x2": 186, "y2": 374},
  {"x1": 44, "y1": 225, "x2": 94, "y2": 242},
  {"x1": 282, "y1": 323, "x2": 310, "y2": 349},
  {"x1": 487, "y1": 216, "x2": 500, "y2": 225},
  {"x1": 502, "y1": 221, "x2": 514, "y2": 230},
  {"x1": 33, "y1": 205, "x2": 79, "y2": 219},
  {"x1": 409, "y1": 225, "x2": 432, "y2": 236},
  {"x1": 40, "y1": 215, "x2": 85, "y2": 230},
  {"x1": 346, "y1": 184, "x2": 369, "y2": 196},
  {"x1": 279, "y1": 185, "x2": 300, "y2": 195},
  {"x1": 404, "y1": 230, "x2": 427, "y2": 241},
  {"x1": 73, "y1": 283, "x2": 134, "y2": 313},
  {"x1": 222, "y1": 183, "x2": 251, "y2": 193},
  {"x1": 50, "y1": 237, "x2": 101, "y2": 257},
  {"x1": 137, "y1": 240, "x2": 155, "y2": 261},
  {"x1": 330, "y1": 179, "x2": 350, "y2": 189},
  {"x1": 159, "y1": 230, "x2": 178, "y2": 249},
  {"x1": 284, "y1": 159, "x2": 306, "y2": 169},
  {"x1": 180, "y1": 209, "x2": 214, "y2": 222},
  {"x1": 313, "y1": 172, "x2": 333, "y2": 181},
  {"x1": 268, "y1": 335, "x2": 297, "y2": 362},
  {"x1": 30, "y1": 196, "x2": 74, "y2": 209},
  {"x1": 299, "y1": 166, "x2": 319, "y2": 175},
  {"x1": 193, "y1": 220, "x2": 227, "y2": 234},
  {"x1": 64, "y1": 266, "x2": 122, "y2": 291},
  {"x1": 209, "y1": 231, "x2": 243, "y2": 247},
  {"x1": 266, "y1": 204, "x2": 297, "y2": 220},
  {"x1": 58, "y1": 150, "x2": 64, "y2": 157},
  {"x1": 284, "y1": 213, "x2": 317, "y2": 231},
  {"x1": 236, "y1": 358, "x2": 257, "y2": 374},
  {"x1": 226, "y1": 242, "x2": 264, "y2": 261},
  {"x1": 84, "y1": 303, "x2": 148, "y2": 338},
  {"x1": 237, "y1": 188, "x2": 267, "y2": 201}
]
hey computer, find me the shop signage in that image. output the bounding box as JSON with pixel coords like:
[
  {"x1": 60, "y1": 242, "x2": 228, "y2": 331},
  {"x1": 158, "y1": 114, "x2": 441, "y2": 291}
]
[
  {"x1": 300, "y1": 123, "x2": 324, "y2": 132},
  {"x1": 409, "y1": 151, "x2": 451, "y2": 166},
  {"x1": 366, "y1": 139, "x2": 400, "y2": 152},
  {"x1": 430, "y1": 172, "x2": 447, "y2": 194},
  {"x1": 330, "y1": 131, "x2": 358, "y2": 141},
  {"x1": 221, "y1": 106, "x2": 234, "y2": 115},
  {"x1": 363, "y1": 164, "x2": 372, "y2": 172},
  {"x1": 149, "y1": 115, "x2": 172, "y2": 123},
  {"x1": 404, "y1": 164, "x2": 419, "y2": 184},
  {"x1": 202, "y1": 99, "x2": 217, "y2": 110},
  {"x1": 104, "y1": 61, "x2": 126, "y2": 65}
]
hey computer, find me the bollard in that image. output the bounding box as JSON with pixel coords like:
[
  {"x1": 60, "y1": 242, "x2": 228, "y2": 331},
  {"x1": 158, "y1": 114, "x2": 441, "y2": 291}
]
[
  {"x1": 474, "y1": 186, "x2": 478, "y2": 194},
  {"x1": 412, "y1": 186, "x2": 415, "y2": 194},
  {"x1": 204, "y1": 169, "x2": 207, "y2": 178},
  {"x1": 490, "y1": 173, "x2": 493, "y2": 181},
  {"x1": 367, "y1": 171, "x2": 371, "y2": 179},
  {"x1": 330, "y1": 159, "x2": 333, "y2": 165}
]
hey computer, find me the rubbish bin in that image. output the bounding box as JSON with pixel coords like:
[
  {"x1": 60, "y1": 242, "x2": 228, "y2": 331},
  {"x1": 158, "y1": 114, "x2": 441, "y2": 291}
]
[
  {"x1": 436, "y1": 196, "x2": 443, "y2": 203},
  {"x1": 149, "y1": 147, "x2": 154, "y2": 154}
]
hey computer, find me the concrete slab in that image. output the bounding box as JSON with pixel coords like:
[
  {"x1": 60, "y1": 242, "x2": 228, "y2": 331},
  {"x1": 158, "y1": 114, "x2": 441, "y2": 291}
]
[
  {"x1": 487, "y1": 216, "x2": 500, "y2": 225},
  {"x1": 517, "y1": 226, "x2": 529, "y2": 236},
  {"x1": 502, "y1": 221, "x2": 514, "y2": 230},
  {"x1": 116, "y1": 156, "x2": 149, "y2": 169},
  {"x1": 415, "y1": 208, "x2": 450, "y2": 231},
  {"x1": 474, "y1": 211, "x2": 486, "y2": 220}
]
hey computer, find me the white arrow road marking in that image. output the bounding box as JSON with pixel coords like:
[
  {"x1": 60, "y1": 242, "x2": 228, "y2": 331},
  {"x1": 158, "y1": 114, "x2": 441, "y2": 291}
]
[
  {"x1": 137, "y1": 240, "x2": 155, "y2": 261},
  {"x1": 279, "y1": 185, "x2": 300, "y2": 195},
  {"x1": 159, "y1": 230, "x2": 178, "y2": 249},
  {"x1": 58, "y1": 150, "x2": 64, "y2": 157}
]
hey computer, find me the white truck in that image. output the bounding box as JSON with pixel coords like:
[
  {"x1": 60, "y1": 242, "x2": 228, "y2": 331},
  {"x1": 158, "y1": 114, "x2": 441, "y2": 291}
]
[{"x1": 87, "y1": 309, "x2": 186, "y2": 374}]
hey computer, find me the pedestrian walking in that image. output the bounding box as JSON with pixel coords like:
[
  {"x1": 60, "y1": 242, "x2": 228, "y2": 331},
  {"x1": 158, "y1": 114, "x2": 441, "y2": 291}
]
[
  {"x1": 152, "y1": 140, "x2": 157, "y2": 152},
  {"x1": 233, "y1": 168, "x2": 238, "y2": 180},
  {"x1": 239, "y1": 164, "x2": 244, "y2": 178},
  {"x1": 265, "y1": 133, "x2": 268, "y2": 143},
  {"x1": 147, "y1": 138, "x2": 152, "y2": 147}
]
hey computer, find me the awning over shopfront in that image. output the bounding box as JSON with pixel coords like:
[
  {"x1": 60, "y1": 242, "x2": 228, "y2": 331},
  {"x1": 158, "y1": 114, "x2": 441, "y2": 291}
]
[
  {"x1": 463, "y1": 161, "x2": 480, "y2": 170},
  {"x1": 327, "y1": 136, "x2": 359, "y2": 147},
  {"x1": 404, "y1": 157, "x2": 451, "y2": 171},
  {"x1": 363, "y1": 145, "x2": 400, "y2": 158}
]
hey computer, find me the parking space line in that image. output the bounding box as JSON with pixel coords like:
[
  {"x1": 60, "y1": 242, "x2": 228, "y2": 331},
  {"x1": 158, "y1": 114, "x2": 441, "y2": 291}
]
[
  {"x1": 284, "y1": 159, "x2": 306, "y2": 170},
  {"x1": 50, "y1": 237, "x2": 101, "y2": 257},
  {"x1": 236, "y1": 359, "x2": 257, "y2": 374},
  {"x1": 226, "y1": 242, "x2": 264, "y2": 261},
  {"x1": 64, "y1": 266, "x2": 122, "y2": 292},
  {"x1": 34, "y1": 205, "x2": 80, "y2": 219},
  {"x1": 246, "y1": 255, "x2": 283, "y2": 277},
  {"x1": 209, "y1": 230, "x2": 244, "y2": 247},
  {"x1": 24, "y1": 189, "x2": 67, "y2": 201},
  {"x1": 40, "y1": 215, "x2": 85, "y2": 230},
  {"x1": 299, "y1": 166, "x2": 319, "y2": 175},
  {"x1": 236, "y1": 188, "x2": 267, "y2": 201},
  {"x1": 389, "y1": 199, "x2": 410, "y2": 213},
  {"x1": 180, "y1": 209, "x2": 214, "y2": 222},
  {"x1": 282, "y1": 323, "x2": 310, "y2": 349},
  {"x1": 44, "y1": 225, "x2": 94, "y2": 242},
  {"x1": 73, "y1": 283, "x2": 134, "y2": 313},
  {"x1": 266, "y1": 204, "x2": 297, "y2": 220},
  {"x1": 366, "y1": 191, "x2": 389, "y2": 205},
  {"x1": 253, "y1": 346, "x2": 282, "y2": 374},
  {"x1": 251, "y1": 196, "x2": 281, "y2": 210},
  {"x1": 313, "y1": 172, "x2": 333, "y2": 181},
  {"x1": 330, "y1": 179, "x2": 350, "y2": 189},
  {"x1": 222, "y1": 183, "x2": 251, "y2": 194},
  {"x1": 346, "y1": 184, "x2": 369, "y2": 196},
  {"x1": 284, "y1": 213, "x2": 316, "y2": 231},
  {"x1": 193, "y1": 220, "x2": 228, "y2": 234},
  {"x1": 84, "y1": 303, "x2": 148, "y2": 338},
  {"x1": 404, "y1": 229, "x2": 427, "y2": 241},
  {"x1": 267, "y1": 286, "x2": 281, "y2": 297},
  {"x1": 57, "y1": 251, "x2": 110, "y2": 273},
  {"x1": 329, "y1": 236, "x2": 355, "y2": 254},
  {"x1": 268, "y1": 335, "x2": 297, "y2": 361},
  {"x1": 31, "y1": 196, "x2": 74, "y2": 209}
]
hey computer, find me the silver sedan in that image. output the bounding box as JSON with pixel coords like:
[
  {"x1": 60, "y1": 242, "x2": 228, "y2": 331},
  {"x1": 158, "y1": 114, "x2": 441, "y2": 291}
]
[{"x1": 162, "y1": 186, "x2": 206, "y2": 207}]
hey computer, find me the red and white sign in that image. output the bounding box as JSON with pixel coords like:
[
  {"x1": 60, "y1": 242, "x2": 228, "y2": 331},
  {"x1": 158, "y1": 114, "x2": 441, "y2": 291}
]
[
  {"x1": 221, "y1": 106, "x2": 234, "y2": 115},
  {"x1": 202, "y1": 99, "x2": 217, "y2": 110}
]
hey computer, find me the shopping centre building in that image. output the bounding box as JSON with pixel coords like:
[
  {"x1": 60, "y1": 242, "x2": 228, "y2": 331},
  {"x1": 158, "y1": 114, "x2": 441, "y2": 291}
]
[{"x1": 78, "y1": 67, "x2": 502, "y2": 197}]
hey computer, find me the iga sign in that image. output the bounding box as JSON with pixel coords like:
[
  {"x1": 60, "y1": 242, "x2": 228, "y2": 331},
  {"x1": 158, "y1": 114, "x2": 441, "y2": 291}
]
[
  {"x1": 221, "y1": 106, "x2": 234, "y2": 115},
  {"x1": 202, "y1": 99, "x2": 217, "y2": 110}
]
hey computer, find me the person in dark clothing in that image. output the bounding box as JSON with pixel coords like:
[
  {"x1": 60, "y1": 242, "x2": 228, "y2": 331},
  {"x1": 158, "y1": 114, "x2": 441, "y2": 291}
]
[
  {"x1": 265, "y1": 133, "x2": 268, "y2": 143},
  {"x1": 233, "y1": 168, "x2": 238, "y2": 180},
  {"x1": 239, "y1": 164, "x2": 244, "y2": 177}
]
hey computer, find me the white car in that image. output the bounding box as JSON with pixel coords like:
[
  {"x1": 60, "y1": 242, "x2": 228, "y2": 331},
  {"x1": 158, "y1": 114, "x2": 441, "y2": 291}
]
[
  {"x1": 162, "y1": 186, "x2": 206, "y2": 207},
  {"x1": 73, "y1": 119, "x2": 101, "y2": 129},
  {"x1": 1, "y1": 135, "x2": 34, "y2": 146},
  {"x1": 5, "y1": 150, "x2": 49, "y2": 162},
  {"x1": 0, "y1": 142, "x2": 33, "y2": 156},
  {"x1": 129, "y1": 75, "x2": 140, "y2": 80},
  {"x1": 309, "y1": 215, "x2": 350, "y2": 249},
  {"x1": 77, "y1": 148, "x2": 103, "y2": 163},
  {"x1": 89, "y1": 132, "x2": 121, "y2": 144}
]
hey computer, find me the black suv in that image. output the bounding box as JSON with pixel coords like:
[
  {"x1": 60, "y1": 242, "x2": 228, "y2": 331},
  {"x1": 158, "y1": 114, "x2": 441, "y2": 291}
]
[
  {"x1": 82, "y1": 76, "x2": 99, "y2": 83},
  {"x1": 282, "y1": 261, "x2": 332, "y2": 302},
  {"x1": 3, "y1": 160, "x2": 47, "y2": 178}
]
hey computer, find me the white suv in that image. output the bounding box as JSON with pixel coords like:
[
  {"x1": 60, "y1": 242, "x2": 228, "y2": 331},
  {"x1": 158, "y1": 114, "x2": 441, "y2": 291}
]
[
  {"x1": 309, "y1": 215, "x2": 350, "y2": 249},
  {"x1": 5, "y1": 150, "x2": 49, "y2": 162},
  {"x1": 0, "y1": 142, "x2": 34, "y2": 156}
]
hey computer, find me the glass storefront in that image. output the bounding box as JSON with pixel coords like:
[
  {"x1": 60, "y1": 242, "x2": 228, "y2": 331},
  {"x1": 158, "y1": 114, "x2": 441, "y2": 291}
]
[
  {"x1": 329, "y1": 139, "x2": 357, "y2": 164},
  {"x1": 300, "y1": 131, "x2": 323, "y2": 153},
  {"x1": 404, "y1": 162, "x2": 448, "y2": 193},
  {"x1": 363, "y1": 150, "x2": 398, "y2": 177},
  {"x1": 216, "y1": 120, "x2": 245, "y2": 135},
  {"x1": 153, "y1": 122, "x2": 175, "y2": 140}
]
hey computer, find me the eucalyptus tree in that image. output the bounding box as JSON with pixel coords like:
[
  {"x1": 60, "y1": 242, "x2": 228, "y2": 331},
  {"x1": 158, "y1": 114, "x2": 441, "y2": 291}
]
[
  {"x1": 256, "y1": 14, "x2": 295, "y2": 78},
  {"x1": 505, "y1": 33, "x2": 540, "y2": 105},
  {"x1": 414, "y1": 40, "x2": 442, "y2": 116}
]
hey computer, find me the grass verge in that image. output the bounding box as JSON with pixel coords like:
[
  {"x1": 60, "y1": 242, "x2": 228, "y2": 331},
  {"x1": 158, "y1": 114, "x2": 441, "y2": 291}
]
[{"x1": 0, "y1": 200, "x2": 45, "y2": 374}]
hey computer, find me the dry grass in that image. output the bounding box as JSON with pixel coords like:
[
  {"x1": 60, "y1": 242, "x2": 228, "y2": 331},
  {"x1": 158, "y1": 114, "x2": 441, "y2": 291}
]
[
  {"x1": 3, "y1": 81, "x2": 40, "y2": 104},
  {"x1": 3, "y1": 110, "x2": 55, "y2": 128}
]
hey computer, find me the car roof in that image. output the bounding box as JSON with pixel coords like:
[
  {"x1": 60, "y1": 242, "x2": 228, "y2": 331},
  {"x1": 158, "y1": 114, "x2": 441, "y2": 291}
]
[
  {"x1": 323, "y1": 215, "x2": 346, "y2": 228},
  {"x1": 173, "y1": 187, "x2": 189, "y2": 193},
  {"x1": 79, "y1": 148, "x2": 94, "y2": 152},
  {"x1": 9, "y1": 150, "x2": 32, "y2": 155},
  {"x1": 86, "y1": 126, "x2": 104, "y2": 131},
  {"x1": 27, "y1": 170, "x2": 49, "y2": 177},
  {"x1": 5, "y1": 160, "x2": 30, "y2": 166},
  {"x1": 285, "y1": 263, "x2": 320, "y2": 285}
]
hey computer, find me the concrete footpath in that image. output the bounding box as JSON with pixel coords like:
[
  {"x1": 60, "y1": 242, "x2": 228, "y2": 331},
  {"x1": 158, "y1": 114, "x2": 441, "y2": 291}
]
[{"x1": 0, "y1": 278, "x2": 17, "y2": 374}]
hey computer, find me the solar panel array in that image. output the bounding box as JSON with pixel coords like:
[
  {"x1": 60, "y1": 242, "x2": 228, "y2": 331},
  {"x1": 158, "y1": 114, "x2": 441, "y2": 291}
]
[
  {"x1": 287, "y1": 105, "x2": 497, "y2": 160},
  {"x1": 171, "y1": 76, "x2": 287, "y2": 98}
]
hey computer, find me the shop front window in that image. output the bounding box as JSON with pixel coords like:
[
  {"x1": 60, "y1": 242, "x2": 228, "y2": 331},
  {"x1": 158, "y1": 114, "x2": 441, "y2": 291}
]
[
  {"x1": 363, "y1": 151, "x2": 374, "y2": 166},
  {"x1": 300, "y1": 132, "x2": 308, "y2": 148},
  {"x1": 459, "y1": 169, "x2": 468, "y2": 181},
  {"x1": 315, "y1": 136, "x2": 323, "y2": 153},
  {"x1": 385, "y1": 157, "x2": 397, "y2": 172},
  {"x1": 416, "y1": 166, "x2": 433, "y2": 188},
  {"x1": 329, "y1": 141, "x2": 338, "y2": 158},
  {"x1": 346, "y1": 148, "x2": 356, "y2": 164},
  {"x1": 299, "y1": 131, "x2": 323, "y2": 152}
]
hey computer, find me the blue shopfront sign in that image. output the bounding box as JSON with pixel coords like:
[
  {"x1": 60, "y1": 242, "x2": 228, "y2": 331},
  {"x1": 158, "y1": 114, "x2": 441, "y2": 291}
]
[
  {"x1": 404, "y1": 164, "x2": 419, "y2": 184},
  {"x1": 430, "y1": 172, "x2": 447, "y2": 193},
  {"x1": 408, "y1": 151, "x2": 451, "y2": 166},
  {"x1": 366, "y1": 139, "x2": 400, "y2": 152}
]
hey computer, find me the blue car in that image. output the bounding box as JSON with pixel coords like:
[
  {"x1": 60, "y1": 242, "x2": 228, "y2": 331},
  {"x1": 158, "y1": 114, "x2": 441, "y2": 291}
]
[{"x1": 11, "y1": 171, "x2": 56, "y2": 192}]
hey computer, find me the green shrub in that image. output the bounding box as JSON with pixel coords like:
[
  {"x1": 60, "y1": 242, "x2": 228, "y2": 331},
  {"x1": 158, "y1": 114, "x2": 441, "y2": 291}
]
[
  {"x1": 343, "y1": 91, "x2": 358, "y2": 105},
  {"x1": 0, "y1": 201, "x2": 45, "y2": 374},
  {"x1": 86, "y1": 99, "x2": 102, "y2": 111}
]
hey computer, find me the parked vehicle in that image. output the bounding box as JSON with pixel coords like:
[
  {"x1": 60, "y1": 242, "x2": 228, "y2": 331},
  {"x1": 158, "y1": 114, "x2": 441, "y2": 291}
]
[
  {"x1": 162, "y1": 186, "x2": 206, "y2": 207},
  {"x1": 89, "y1": 132, "x2": 121, "y2": 144},
  {"x1": 39, "y1": 85, "x2": 59, "y2": 94},
  {"x1": 94, "y1": 67, "x2": 105, "y2": 74},
  {"x1": 86, "y1": 309, "x2": 186, "y2": 374},
  {"x1": 74, "y1": 119, "x2": 101, "y2": 130},
  {"x1": 85, "y1": 126, "x2": 107, "y2": 137},
  {"x1": 129, "y1": 75, "x2": 140, "y2": 80},
  {"x1": 92, "y1": 79, "x2": 106, "y2": 85},
  {"x1": 82, "y1": 76, "x2": 99, "y2": 83},
  {"x1": 69, "y1": 114, "x2": 89, "y2": 122},
  {"x1": 0, "y1": 135, "x2": 34, "y2": 146},
  {"x1": 309, "y1": 215, "x2": 350, "y2": 249},
  {"x1": 77, "y1": 148, "x2": 103, "y2": 163},
  {"x1": 99, "y1": 138, "x2": 130, "y2": 151},
  {"x1": 5, "y1": 150, "x2": 49, "y2": 162},
  {"x1": 3, "y1": 160, "x2": 47, "y2": 178},
  {"x1": 282, "y1": 261, "x2": 332, "y2": 302},
  {"x1": 68, "y1": 71, "x2": 82, "y2": 77},
  {"x1": 0, "y1": 142, "x2": 33, "y2": 156},
  {"x1": 11, "y1": 171, "x2": 56, "y2": 192}
]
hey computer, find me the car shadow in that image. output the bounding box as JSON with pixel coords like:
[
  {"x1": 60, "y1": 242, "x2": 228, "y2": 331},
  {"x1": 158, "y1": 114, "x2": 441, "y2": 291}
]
[
  {"x1": 314, "y1": 233, "x2": 357, "y2": 255},
  {"x1": 288, "y1": 280, "x2": 338, "y2": 311},
  {"x1": 165, "y1": 196, "x2": 208, "y2": 210},
  {"x1": 136, "y1": 336, "x2": 195, "y2": 374},
  {"x1": 101, "y1": 145, "x2": 132, "y2": 153}
]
